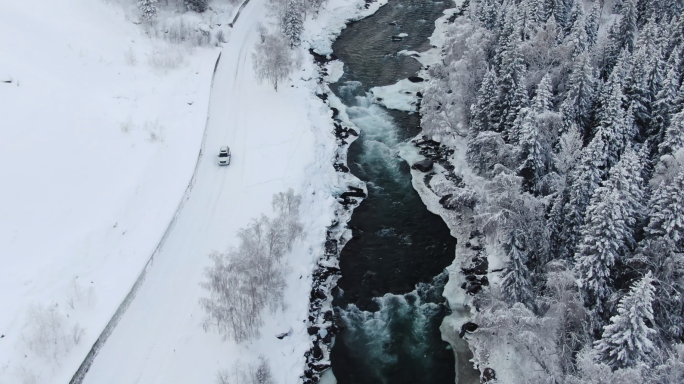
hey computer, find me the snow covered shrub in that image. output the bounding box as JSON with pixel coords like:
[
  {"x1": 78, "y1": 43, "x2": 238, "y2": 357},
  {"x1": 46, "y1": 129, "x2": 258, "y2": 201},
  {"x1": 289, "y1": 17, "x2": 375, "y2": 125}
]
[
  {"x1": 465, "y1": 132, "x2": 516, "y2": 178},
  {"x1": 24, "y1": 304, "x2": 85, "y2": 361},
  {"x1": 200, "y1": 190, "x2": 303, "y2": 342},
  {"x1": 164, "y1": 19, "x2": 192, "y2": 44},
  {"x1": 16, "y1": 366, "x2": 39, "y2": 384},
  {"x1": 646, "y1": 344, "x2": 684, "y2": 383},
  {"x1": 470, "y1": 300, "x2": 561, "y2": 382},
  {"x1": 124, "y1": 46, "x2": 138, "y2": 66},
  {"x1": 215, "y1": 29, "x2": 226, "y2": 44},
  {"x1": 256, "y1": 23, "x2": 267, "y2": 43},
  {"x1": 252, "y1": 356, "x2": 275, "y2": 384},
  {"x1": 567, "y1": 348, "x2": 645, "y2": 384},
  {"x1": 66, "y1": 277, "x2": 94, "y2": 309},
  {"x1": 216, "y1": 369, "x2": 231, "y2": 384},
  {"x1": 185, "y1": 0, "x2": 208, "y2": 13},
  {"x1": 147, "y1": 46, "x2": 184, "y2": 71},
  {"x1": 158, "y1": 18, "x2": 212, "y2": 47},
  {"x1": 120, "y1": 117, "x2": 134, "y2": 133},
  {"x1": 216, "y1": 357, "x2": 275, "y2": 384},
  {"x1": 144, "y1": 119, "x2": 164, "y2": 142},
  {"x1": 194, "y1": 30, "x2": 211, "y2": 46}
]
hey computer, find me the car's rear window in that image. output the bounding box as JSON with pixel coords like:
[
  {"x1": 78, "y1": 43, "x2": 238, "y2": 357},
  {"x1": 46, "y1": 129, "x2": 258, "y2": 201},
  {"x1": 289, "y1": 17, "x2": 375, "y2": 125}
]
[{"x1": 219, "y1": 153, "x2": 228, "y2": 157}]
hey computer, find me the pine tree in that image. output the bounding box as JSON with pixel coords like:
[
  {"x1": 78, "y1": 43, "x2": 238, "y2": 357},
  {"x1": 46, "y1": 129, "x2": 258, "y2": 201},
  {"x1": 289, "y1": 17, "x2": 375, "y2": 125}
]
[
  {"x1": 474, "y1": 0, "x2": 498, "y2": 30},
  {"x1": 546, "y1": 0, "x2": 570, "y2": 29},
  {"x1": 497, "y1": 34, "x2": 528, "y2": 137},
  {"x1": 501, "y1": 230, "x2": 535, "y2": 308},
  {"x1": 661, "y1": 111, "x2": 684, "y2": 155},
  {"x1": 602, "y1": 0, "x2": 638, "y2": 77},
  {"x1": 561, "y1": 52, "x2": 596, "y2": 133},
  {"x1": 518, "y1": 75, "x2": 554, "y2": 189},
  {"x1": 585, "y1": 1, "x2": 600, "y2": 48},
  {"x1": 593, "y1": 73, "x2": 634, "y2": 168},
  {"x1": 566, "y1": 8, "x2": 588, "y2": 56},
  {"x1": 645, "y1": 170, "x2": 684, "y2": 246},
  {"x1": 283, "y1": 0, "x2": 303, "y2": 48},
  {"x1": 652, "y1": 54, "x2": 682, "y2": 143},
  {"x1": 576, "y1": 148, "x2": 644, "y2": 311},
  {"x1": 470, "y1": 68, "x2": 500, "y2": 134},
  {"x1": 625, "y1": 47, "x2": 654, "y2": 131},
  {"x1": 139, "y1": 0, "x2": 158, "y2": 22},
  {"x1": 632, "y1": 238, "x2": 684, "y2": 341},
  {"x1": 593, "y1": 272, "x2": 656, "y2": 369},
  {"x1": 565, "y1": 0, "x2": 585, "y2": 36},
  {"x1": 518, "y1": 0, "x2": 541, "y2": 40},
  {"x1": 560, "y1": 134, "x2": 607, "y2": 259}
]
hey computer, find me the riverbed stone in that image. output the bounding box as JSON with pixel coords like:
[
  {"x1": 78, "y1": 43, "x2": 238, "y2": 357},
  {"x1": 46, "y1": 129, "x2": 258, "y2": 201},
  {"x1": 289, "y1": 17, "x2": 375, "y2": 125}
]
[
  {"x1": 482, "y1": 368, "x2": 496, "y2": 382},
  {"x1": 411, "y1": 159, "x2": 434, "y2": 172}
]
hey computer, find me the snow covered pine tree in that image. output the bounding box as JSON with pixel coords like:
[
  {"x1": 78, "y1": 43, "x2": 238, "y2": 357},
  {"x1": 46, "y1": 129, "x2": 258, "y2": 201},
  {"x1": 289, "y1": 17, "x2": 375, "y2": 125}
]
[
  {"x1": 594, "y1": 272, "x2": 656, "y2": 369},
  {"x1": 139, "y1": 0, "x2": 158, "y2": 22},
  {"x1": 283, "y1": 0, "x2": 303, "y2": 48}
]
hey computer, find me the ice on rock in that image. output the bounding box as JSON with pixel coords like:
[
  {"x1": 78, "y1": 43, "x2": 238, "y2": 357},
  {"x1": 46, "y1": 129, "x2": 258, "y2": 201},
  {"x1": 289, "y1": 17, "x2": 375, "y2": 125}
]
[
  {"x1": 325, "y1": 60, "x2": 345, "y2": 83},
  {"x1": 370, "y1": 78, "x2": 425, "y2": 112}
]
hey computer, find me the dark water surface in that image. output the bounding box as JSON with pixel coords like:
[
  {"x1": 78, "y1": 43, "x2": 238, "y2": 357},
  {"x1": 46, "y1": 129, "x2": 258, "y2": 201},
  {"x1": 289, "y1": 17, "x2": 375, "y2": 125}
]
[{"x1": 327, "y1": 1, "x2": 477, "y2": 383}]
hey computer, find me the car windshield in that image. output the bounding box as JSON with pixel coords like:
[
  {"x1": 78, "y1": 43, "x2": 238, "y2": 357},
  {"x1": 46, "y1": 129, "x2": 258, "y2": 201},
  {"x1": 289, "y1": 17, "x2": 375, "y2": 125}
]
[{"x1": 219, "y1": 153, "x2": 228, "y2": 157}]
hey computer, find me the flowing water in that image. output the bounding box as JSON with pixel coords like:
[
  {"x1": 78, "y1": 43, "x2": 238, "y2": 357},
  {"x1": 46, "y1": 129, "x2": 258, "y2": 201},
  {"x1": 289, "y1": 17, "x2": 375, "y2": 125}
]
[{"x1": 327, "y1": 0, "x2": 479, "y2": 383}]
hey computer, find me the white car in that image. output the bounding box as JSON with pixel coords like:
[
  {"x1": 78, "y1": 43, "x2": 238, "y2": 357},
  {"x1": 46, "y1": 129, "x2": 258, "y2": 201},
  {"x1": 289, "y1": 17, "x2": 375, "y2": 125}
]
[{"x1": 217, "y1": 146, "x2": 231, "y2": 166}]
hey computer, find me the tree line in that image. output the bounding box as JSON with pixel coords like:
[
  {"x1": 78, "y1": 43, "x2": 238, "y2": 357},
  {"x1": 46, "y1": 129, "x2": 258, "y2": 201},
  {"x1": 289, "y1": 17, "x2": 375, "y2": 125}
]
[{"x1": 420, "y1": 0, "x2": 684, "y2": 381}]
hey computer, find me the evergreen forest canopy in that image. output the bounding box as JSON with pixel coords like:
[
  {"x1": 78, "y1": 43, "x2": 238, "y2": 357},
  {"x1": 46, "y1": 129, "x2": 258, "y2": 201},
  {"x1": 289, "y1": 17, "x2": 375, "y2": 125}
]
[{"x1": 419, "y1": 0, "x2": 684, "y2": 381}]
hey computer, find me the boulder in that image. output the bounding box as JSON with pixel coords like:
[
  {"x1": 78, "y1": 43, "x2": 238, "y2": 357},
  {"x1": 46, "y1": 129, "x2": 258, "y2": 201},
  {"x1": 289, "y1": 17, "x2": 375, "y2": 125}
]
[
  {"x1": 276, "y1": 328, "x2": 293, "y2": 339},
  {"x1": 482, "y1": 368, "x2": 496, "y2": 382},
  {"x1": 458, "y1": 322, "x2": 479, "y2": 338},
  {"x1": 411, "y1": 159, "x2": 434, "y2": 172},
  {"x1": 312, "y1": 344, "x2": 324, "y2": 359},
  {"x1": 466, "y1": 284, "x2": 482, "y2": 295},
  {"x1": 408, "y1": 76, "x2": 424, "y2": 83}
]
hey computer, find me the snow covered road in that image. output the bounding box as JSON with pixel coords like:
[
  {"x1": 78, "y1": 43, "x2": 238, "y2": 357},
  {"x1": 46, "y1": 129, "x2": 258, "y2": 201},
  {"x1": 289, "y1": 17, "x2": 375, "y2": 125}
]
[{"x1": 78, "y1": 1, "x2": 335, "y2": 382}]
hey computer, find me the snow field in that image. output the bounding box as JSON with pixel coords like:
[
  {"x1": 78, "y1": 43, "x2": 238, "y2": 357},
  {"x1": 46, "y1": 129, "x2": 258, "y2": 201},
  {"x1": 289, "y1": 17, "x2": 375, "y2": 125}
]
[{"x1": 0, "y1": 0, "x2": 233, "y2": 382}]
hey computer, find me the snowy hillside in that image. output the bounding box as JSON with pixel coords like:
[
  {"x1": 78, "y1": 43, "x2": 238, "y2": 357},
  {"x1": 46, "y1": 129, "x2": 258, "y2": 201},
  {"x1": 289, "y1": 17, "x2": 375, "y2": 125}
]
[{"x1": 0, "y1": 0, "x2": 227, "y2": 382}]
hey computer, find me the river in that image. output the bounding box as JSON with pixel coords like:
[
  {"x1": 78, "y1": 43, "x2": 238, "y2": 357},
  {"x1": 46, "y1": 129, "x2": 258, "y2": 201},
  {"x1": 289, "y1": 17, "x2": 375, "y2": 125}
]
[{"x1": 326, "y1": 0, "x2": 479, "y2": 383}]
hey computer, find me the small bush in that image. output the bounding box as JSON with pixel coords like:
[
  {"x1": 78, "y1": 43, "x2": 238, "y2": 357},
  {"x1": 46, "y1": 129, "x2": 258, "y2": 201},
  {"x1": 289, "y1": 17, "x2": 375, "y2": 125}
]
[
  {"x1": 147, "y1": 46, "x2": 184, "y2": 71},
  {"x1": 158, "y1": 18, "x2": 212, "y2": 47},
  {"x1": 124, "y1": 46, "x2": 138, "y2": 65},
  {"x1": 144, "y1": 119, "x2": 164, "y2": 142},
  {"x1": 216, "y1": 357, "x2": 275, "y2": 384},
  {"x1": 120, "y1": 117, "x2": 134, "y2": 133},
  {"x1": 24, "y1": 304, "x2": 85, "y2": 361},
  {"x1": 215, "y1": 29, "x2": 226, "y2": 44}
]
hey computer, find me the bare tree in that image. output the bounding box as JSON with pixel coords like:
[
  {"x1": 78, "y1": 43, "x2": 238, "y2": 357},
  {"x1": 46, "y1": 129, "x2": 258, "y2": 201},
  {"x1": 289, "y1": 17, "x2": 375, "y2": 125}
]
[
  {"x1": 252, "y1": 33, "x2": 296, "y2": 91},
  {"x1": 200, "y1": 191, "x2": 303, "y2": 342}
]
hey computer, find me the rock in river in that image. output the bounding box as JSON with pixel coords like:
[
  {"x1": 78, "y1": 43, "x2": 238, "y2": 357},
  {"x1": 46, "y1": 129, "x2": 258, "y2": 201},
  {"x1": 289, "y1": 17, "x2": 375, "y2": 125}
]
[{"x1": 411, "y1": 159, "x2": 433, "y2": 172}]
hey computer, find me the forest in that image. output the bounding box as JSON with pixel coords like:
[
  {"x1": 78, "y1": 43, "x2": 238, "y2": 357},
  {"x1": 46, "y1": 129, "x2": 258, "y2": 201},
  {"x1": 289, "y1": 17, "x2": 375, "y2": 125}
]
[{"x1": 419, "y1": 0, "x2": 684, "y2": 382}]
